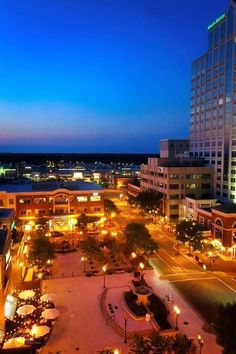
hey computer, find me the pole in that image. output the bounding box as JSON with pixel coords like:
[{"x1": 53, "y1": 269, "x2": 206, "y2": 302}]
[
  {"x1": 176, "y1": 313, "x2": 178, "y2": 330},
  {"x1": 83, "y1": 259, "x2": 86, "y2": 273},
  {"x1": 124, "y1": 317, "x2": 127, "y2": 343},
  {"x1": 103, "y1": 270, "x2": 106, "y2": 288}
]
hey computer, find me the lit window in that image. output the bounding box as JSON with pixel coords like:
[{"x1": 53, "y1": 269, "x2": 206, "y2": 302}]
[{"x1": 77, "y1": 196, "x2": 88, "y2": 202}]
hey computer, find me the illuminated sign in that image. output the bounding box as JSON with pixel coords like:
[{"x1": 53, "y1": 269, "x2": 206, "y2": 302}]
[{"x1": 208, "y1": 14, "x2": 225, "y2": 31}]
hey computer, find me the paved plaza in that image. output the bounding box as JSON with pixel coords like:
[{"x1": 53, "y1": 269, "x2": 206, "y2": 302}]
[
  {"x1": 41, "y1": 273, "x2": 133, "y2": 354},
  {"x1": 41, "y1": 262, "x2": 222, "y2": 354}
]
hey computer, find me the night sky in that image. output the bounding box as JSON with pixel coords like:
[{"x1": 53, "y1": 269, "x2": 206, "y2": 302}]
[{"x1": 0, "y1": 0, "x2": 227, "y2": 153}]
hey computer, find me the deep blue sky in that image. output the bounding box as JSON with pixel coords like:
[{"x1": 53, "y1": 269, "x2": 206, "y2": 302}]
[{"x1": 0, "y1": 0, "x2": 227, "y2": 153}]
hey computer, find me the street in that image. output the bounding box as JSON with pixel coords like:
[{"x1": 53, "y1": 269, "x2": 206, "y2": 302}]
[{"x1": 112, "y1": 197, "x2": 236, "y2": 329}]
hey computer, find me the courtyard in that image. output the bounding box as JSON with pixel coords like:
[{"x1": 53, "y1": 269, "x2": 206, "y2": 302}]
[{"x1": 41, "y1": 273, "x2": 134, "y2": 354}]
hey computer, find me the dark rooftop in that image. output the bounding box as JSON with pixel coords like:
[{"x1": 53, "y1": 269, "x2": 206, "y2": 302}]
[
  {"x1": 0, "y1": 208, "x2": 14, "y2": 219},
  {"x1": 212, "y1": 203, "x2": 236, "y2": 214},
  {"x1": 0, "y1": 181, "x2": 102, "y2": 193},
  {"x1": 158, "y1": 158, "x2": 211, "y2": 168}
]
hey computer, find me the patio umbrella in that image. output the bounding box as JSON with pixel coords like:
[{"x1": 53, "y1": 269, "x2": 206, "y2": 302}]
[
  {"x1": 17, "y1": 305, "x2": 36, "y2": 316},
  {"x1": 40, "y1": 293, "x2": 56, "y2": 303},
  {"x1": 42, "y1": 308, "x2": 60, "y2": 320},
  {"x1": 33, "y1": 325, "x2": 50, "y2": 339},
  {"x1": 19, "y1": 290, "x2": 35, "y2": 300},
  {"x1": 3, "y1": 337, "x2": 25, "y2": 349}
]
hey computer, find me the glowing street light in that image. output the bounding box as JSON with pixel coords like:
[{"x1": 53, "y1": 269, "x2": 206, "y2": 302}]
[
  {"x1": 114, "y1": 349, "x2": 120, "y2": 354},
  {"x1": 139, "y1": 262, "x2": 145, "y2": 280},
  {"x1": 173, "y1": 305, "x2": 180, "y2": 330},
  {"x1": 37, "y1": 272, "x2": 43, "y2": 280},
  {"x1": 131, "y1": 252, "x2": 137, "y2": 258},
  {"x1": 139, "y1": 262, "x2": 144, "y2": 270},
  {"x1": 198, "y1": 335, "x2": 204, "y2": 354},
  {"x1": 102, "y1": 265, "x2": 107, "y2": 289},
  {"x1": 81, "y1": 256, "x2": 88, "y2": 273}
]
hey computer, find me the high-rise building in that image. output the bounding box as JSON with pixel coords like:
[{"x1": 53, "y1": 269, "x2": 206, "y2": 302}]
[{"x1": 190, "y1": 0, "x2": 236, "y2": 202}]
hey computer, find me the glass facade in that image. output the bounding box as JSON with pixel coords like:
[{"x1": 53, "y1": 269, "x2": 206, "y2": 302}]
[{"x1": 190, "y1": 1, "x2": 236, "y2": 201}]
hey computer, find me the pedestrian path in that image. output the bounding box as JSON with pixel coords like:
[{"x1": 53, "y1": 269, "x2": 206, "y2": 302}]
[{"x1": 145, "y1": 268, "x2": 222, "y2": 354}]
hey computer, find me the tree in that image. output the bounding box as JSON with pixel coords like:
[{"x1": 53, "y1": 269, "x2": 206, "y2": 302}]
[
  {"x1": 97, "y1": 349, "x2": 115, "y2": 354},
  {"x1": 127, "y1": 194, "x2": 137, "y2": 206},
  {"x1": 104, "y1": 199, "x2": 119, "y2": 215},
  {"x1": 77, "y1": 213, "x2": 100, "y2": 230},
  {"x1": 77, "y1": 213, "x2": 90, "y2": 229},
  {"x1": 29, "y1": 235, "x2": 56, "y2": 269},
  {"x1": 176, "y1": 220, "x2": 204, "y2": 254},
  {"x1": 149, "y1": 332, "x2": 168, "y2": 353},
  {"x1": 80, "y1": 237, "x2": 100, "y2": 257},
  {"x1": 129, "y1": 334, "x2": 152, "y2": 354},
  {"x1": 173, "y1": 334, "x2": 194, "y2": 354},
  {"x1": 37, "y1": 217, "x2": 49, "y2": 231},
  {"x1": 214, "y1": 302, "x2": 236, "y2": 354},
  {"x1": 136, "y1": 191, "x2": 163, "y2": 213},
  {"x1": 124, "y1": 222, "x2": 158, "y2": 255},
  {"x1": 129, "y1": 333, "x2": 195, "y2": 354},
  {"x1": 100, "y1": 235, "x2": 120, "y2": 258}
]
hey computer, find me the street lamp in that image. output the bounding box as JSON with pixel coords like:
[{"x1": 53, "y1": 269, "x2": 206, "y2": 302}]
[
  {"x1": 123, "y1": 312, "x2": 128, "y2": 343},
  {"x1": 81, "y1": 256, "x2": 87, "y2": 273},
  {"x1": 102, "y1": 265, "x2": 107, "y2": 288},
  {"x1": 198, "y1": 335, "x2": 204, "y2": 354},
  {"x1": 37, "y1": 272, "x2": 43, "y2": 280},
  {"x1": 139, "y1": 262, "x2": 144, "y2": 280},
  {"x1": 114, "y1": 349, "x2": 120, "y2": 354},
  {"x1": 173, "y1": 305, "x2": 180, "y2": 330},
  {"x1": 131, "y1": 252, "x2": 137, "y2": 259}
]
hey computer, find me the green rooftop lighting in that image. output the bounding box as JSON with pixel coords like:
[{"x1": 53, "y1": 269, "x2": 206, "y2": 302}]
[{"x1": 208, "y1": 14, "x2": 226, "y2": 31}]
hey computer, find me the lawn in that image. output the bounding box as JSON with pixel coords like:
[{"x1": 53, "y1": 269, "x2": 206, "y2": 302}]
[{"x1": 173, "y1": 278, "x2": 236, "y2": 326}]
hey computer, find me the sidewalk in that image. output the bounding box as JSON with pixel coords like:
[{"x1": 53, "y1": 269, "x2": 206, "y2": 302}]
[
  {"x1": 145, "y1": 268, "x2": 222, "y2": 354},
  {"x1": 176, "y1": 243, "x2": 236, "y2": 274}
]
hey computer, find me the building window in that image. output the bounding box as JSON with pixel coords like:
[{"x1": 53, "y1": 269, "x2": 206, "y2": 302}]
[
  {"x1": 34, "y1": 198, "x2": 46, "y2": 204},
  {"x1": 169, "y1": 184, "x2": 179, "y2": 189},
  {"x1": 199, "y1": 216, "x2": 204, "y2": 226},
  {"x1": 77, "y1": 196, "x2": 88, "y2": 202},
  {"x1": 90, "y1": 193, "x2": 101, "y2": 202}
]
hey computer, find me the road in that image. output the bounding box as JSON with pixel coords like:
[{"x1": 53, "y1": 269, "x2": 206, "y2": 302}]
[{"x1": 111, "y1": 197, "x2": 236, "y2": 328}]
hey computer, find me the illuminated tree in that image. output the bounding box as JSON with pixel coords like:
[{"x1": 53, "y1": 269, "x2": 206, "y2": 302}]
[
  {"x1": 104, "y1": 199, "x2": 119, "y2": 215},
  {"x1": 124, "y1": 222, "x2": 158, "y2": 255},
  {"x1": 136, "y1": 191, "x2": 163, "y2": 213},
  {"x1": 176, "y1": 220, "x2": 204, "y2": 254},
  {"x1": 29, "y1": 235, "x2": 56, "y2": 269}
]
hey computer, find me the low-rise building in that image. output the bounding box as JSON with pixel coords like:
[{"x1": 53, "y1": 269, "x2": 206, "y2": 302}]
[
  {"x1": 0, "y1": 209, "x2": 15, "y2": 335},
  {"x1": 140, "y1": 157, "x2": 213, "y2": 221},
  {"x1": 109, "y1": 175, "x2": 138, "y2": 189},
  {"x1": 197, "y1": 203, "x2": 236, "y2": 259},
  {"x1": 0, "y1": 182, "x2": 104, "y2": 231},
  {"x1": 128, "y1": 183, "x2": 140, "y2": 197},
  {"x1": 180, "y1": 197, "x2": 218, "y2": 220}
]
